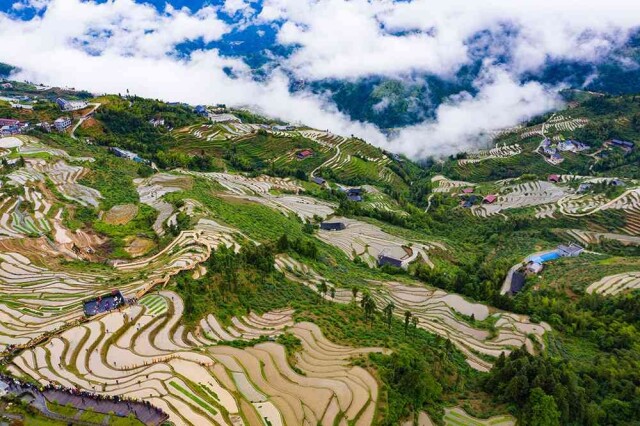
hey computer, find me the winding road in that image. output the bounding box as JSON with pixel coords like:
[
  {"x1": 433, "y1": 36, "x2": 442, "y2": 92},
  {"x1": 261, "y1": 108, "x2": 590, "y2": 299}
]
[{"x1": 70, "y1": 102, "x2": 101, "y2": 140}]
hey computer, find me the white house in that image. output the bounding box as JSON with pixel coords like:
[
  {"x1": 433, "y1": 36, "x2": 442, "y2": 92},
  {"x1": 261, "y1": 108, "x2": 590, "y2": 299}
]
[
  {"x1": 56, "y1": 98, "x2": 88, "y2": 112},
  {"x1": 54, "y1": 117, "x2": 72, "y2": 131}
]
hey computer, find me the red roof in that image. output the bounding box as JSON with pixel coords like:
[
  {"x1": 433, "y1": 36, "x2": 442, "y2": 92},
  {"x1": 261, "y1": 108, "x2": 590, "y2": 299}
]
[
  {"x1": 483, "y1": 194, "x2": 497, "y2": 203},
  {"x1": 0, "y1": 118, "x2": 20, "y2": 126},
  {"x1": 462, "y1": 187, "x2": 474, "y2": 194},
  {"x1": 548, "y1": 174, "x2": 560, "y2": 182},
  {"x1": 298, "y1": 149, "x2": 312, "y2": 157}
]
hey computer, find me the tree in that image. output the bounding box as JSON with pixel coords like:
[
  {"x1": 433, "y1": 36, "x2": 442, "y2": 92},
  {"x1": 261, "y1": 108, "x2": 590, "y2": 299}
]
[
  {"x1": 318, "y1": 281, "x2": 328, "y2": 303},
  {"x1": 383, "y1": 302, "x2": 395, "y2": 330},
  {"x1": 351, "y1": 286, "x2": 358, "y2": 303},
  {"x1": 361, "y1": 291, "x2": 376, "y2": 324},
  {"x1": 329, "y1": 287, "x2": 336, "y2": 299},
  {"x1": 523, "y1": 388, "x2": 561, "y2": 426},
  {"x1": 411, "y1": 316, "x2": 419, "y2": 336},
  {"x1": 404, "y1": 311, "x2": 412, "y2": 336}
]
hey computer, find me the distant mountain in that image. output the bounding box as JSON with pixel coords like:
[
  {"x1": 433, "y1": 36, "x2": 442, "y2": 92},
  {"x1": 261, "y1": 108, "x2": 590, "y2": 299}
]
[{"x1": 0, "y1": 62, "x2": 14, "y2": 78}]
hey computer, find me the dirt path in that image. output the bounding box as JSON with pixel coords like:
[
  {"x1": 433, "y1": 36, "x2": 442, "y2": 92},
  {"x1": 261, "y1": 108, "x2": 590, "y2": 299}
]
[
  {"x1": 71, "y1": 103, "x2": 101, "y2": 140},
  {"x1": 310, "y1": 139, "x2": 345, "y2": 179}
]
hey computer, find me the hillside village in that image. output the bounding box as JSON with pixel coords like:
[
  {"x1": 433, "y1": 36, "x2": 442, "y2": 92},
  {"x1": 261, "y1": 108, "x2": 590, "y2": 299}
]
[{"x1": 0, "y1": 77, "x2": 638, "y2": 426}]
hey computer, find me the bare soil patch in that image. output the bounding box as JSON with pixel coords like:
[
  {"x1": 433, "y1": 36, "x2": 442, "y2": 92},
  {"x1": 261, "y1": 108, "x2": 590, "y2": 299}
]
[
  {"x1": 125, "y1": 236, "x2": 155, "y2": 258},
  {"x1": 103, "y1": 204, "x2": 138, "y2": 225}
]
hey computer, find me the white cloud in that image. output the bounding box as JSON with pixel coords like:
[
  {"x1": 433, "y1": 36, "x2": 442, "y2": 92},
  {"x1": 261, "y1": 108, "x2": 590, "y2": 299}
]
[
  {"x1": 262, "y1": 0, "x2": 639, "y2": 79},
  {"x1": 0, "y1": 0, "x2": 637, "y2": 160},
  {"x1": 389, "y1": 67, "x2": 562, "y2": 157}
]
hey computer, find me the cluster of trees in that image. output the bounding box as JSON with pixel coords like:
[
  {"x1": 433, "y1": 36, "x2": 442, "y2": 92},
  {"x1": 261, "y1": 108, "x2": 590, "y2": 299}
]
[
  {"x1": 484, "y1": 345, "x2": 640, "y2": 426},
  {"x1": 276, "y1": 234, "x2": 319, "y2": 259}
]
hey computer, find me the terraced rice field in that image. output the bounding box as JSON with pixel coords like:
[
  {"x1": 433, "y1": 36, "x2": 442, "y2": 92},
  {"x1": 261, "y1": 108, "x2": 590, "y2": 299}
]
[
  {"x1": 9, "y1": 290, "x2": 387, "y2": 426},
  {"x1": 180, "y1": 170, "x2": 336, "y2": 221},
  {"x1": 135, "y1": 173, "x2": 192, "y2": 235},
  {"x1": 316, "y1": 217, "x2": 441, "y2": 268},
  {"x1": 0, "y1": 218, "x2": 242, "y2": 352},
  {"x1": 558, "y1": 188, "x2": 640, "y2": 219},
  {"x1": 458, "y1": 144, "x2": 522, "y2": 166},
  {"x1": 586, "y1": 272, "x2": 640, "y2": 296},
  {"x1": 275, "y1": 255, "x2": 548, "y2": 372},
  {"x1": 5, "y1": 157, "x2": 102, "y2": 209},
  {"x1": 472, "y1": 181, "x2": 568, "y2": 218},
  {"x1": 545, "y1": 114, "x2": 589, "y2": 132},
  {"x1": 431, "y1": 175, "x2": 475, "y2": 193},
  {"x1": 443, "y1": 408, "x2": 515, "y2": 426},
  {"x1": 12, "y1": 135, "x2": 93, "y2": 162},
  {"x1": 564, "y1": 229, "x2": 640, "y2": 246}
]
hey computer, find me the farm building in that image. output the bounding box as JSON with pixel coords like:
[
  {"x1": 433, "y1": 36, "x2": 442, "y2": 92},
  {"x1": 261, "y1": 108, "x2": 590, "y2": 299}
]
[
  {"x1": 0, "y1": 82, "x2": 12, "y2": 89},
  {"x1": 462, "y1": 187, "x2": 474, "y2": 194},
  {"x1": 194, "y1": 105, "x2": 207, "y2": 115},
  {"x1": 297, "y1": 149, "x2": 313, "y2": 159},
  {"x1": 53, "y1": 117, "x2": 72, "y2": 131},
  {"x1": 483, "y1": 194, "x2": 497, "y2": 204},
  {"x1": 377, "y1": 254, "x2": 406, "y2": 269},
  {"x1": 149, "y1": 118, "x2": 165, "y2": 127},
  {"x1": 83, "y1": 290, "x2": 125, "y2": 317},
  {"x1": 548, "y1": 174, "x2": 560, "y2": 183},
  {"x1": 557, "y1": 243, "x2": 584, "y2": 257},
  {"x1": 320, "y1": 221, "x2": 346, "y2": 231},
  {"x1": 312, "y1": 176, "x2": 326, "y2": 185}
]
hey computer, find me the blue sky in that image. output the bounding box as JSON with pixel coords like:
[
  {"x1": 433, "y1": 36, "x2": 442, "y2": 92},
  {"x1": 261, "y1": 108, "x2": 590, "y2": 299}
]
[{"x1": 0, "y1": 0, "x2": 639, "y2": 157}]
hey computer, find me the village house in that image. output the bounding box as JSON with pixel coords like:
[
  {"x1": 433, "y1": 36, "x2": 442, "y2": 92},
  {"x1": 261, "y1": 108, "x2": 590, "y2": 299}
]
[
  {"x1": 320, "y1": 221, "x2": 346, "y2": 231},
  {"x1": 209, "y1": 113, "x2": 240, "y2": 123},
  {"x1": 312, "y1": 176, "x2": 326, "y2": 185},
  {"x1": 111, "y1": 147, "x2": 143, "y2": 162},
  {"x1": 0, "y1": 118, "x2": 27, "y2": 135},
  {"x1": 272, "y1": 125, "x2": 296, "y2": 131},
  {"x1": 346, "y1": 187, "x2": 364, "y2": 202},
  {"x1": 56, "y1": 98, "x2": 88, "y2": 112},
  {"x1": 194, "y1": 105, "x2": 207, "y2": 116},
  {"x1": 557, "y1": 140, "x2": 576, "y2": 152},
  {"x1": 377, "y1": 254, "x2": 406, "y2": 269},
  {"x1": 53, "y1": 117, "x2": 72, "y2": 131},
  {"x1": 526, "y1": 262, "x2": 544, "y2": 274},
  {"x1": 1, "y1": 82, "x2": 12, "y2": 89},
  {"x1": 577, "y1": 183, "x2": 592, "y2": 193},
  {"x1": 557, "y1": 243, "x2": 584, "y2": 257},
  {"x1": 548, "y1": 174, "x2": 561, "y2": 183},
  {"x1": 483, "y1": 194, "x2": 497, "y2": 204},
  {"x1": 549, "y1": 153, "x2": 564, "y2": 164},
  {"x1": 462, "y1": 195, "x2": 477, "y2": 208},
  {"x1": 149, "y1": 118, "x2": 165, "y2": 127},
  {"x1": 297, "y1": 149, "x2": 313, "y2": 160},
  {"x1": 607, "y1": 139, "x2": 635, "y2": 152}
]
